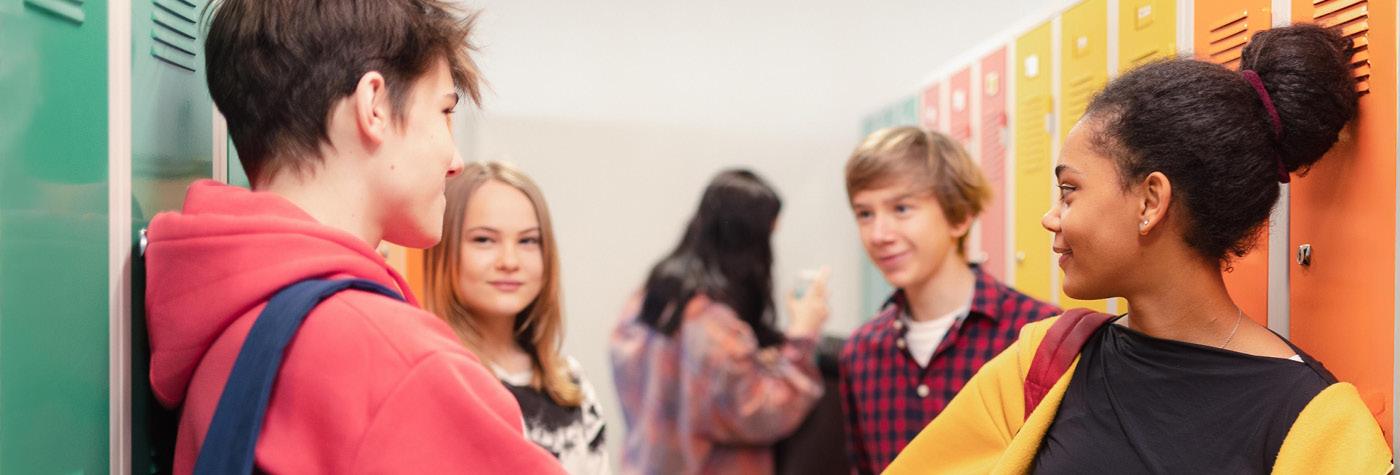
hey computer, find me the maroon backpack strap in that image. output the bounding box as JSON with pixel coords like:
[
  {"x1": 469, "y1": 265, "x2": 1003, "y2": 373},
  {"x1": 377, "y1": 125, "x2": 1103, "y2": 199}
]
[{"x1": 1023, "y1": 308, "x2": 1114, "y2": 421}]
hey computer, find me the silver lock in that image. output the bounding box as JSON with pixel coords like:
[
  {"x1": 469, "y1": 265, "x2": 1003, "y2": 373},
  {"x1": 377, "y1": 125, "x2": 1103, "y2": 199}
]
[{"x1": 1296, "y1": 244, "x2": 1312, "y2": 267}]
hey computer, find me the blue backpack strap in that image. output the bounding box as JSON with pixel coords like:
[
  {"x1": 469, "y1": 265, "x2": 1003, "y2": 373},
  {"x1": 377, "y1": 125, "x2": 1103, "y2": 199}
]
[{"x1": 194, "y1": 278, "x2": 404, "y2": 475}]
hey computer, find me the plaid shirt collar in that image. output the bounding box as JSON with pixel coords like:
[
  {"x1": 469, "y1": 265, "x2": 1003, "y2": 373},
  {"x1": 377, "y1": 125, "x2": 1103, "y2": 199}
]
[
  {"x1": 876, "y1": 264, "x2": 1002, "y2": 326},
  {"x1": 840, "y1": 264, "x2": 1060, "y2": 474}
]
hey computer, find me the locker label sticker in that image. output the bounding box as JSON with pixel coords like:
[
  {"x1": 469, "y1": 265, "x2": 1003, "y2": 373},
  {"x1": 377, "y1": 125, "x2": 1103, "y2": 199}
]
[{"x1": 1136, "y1": 5, "x2": 1154, "y2": 29}]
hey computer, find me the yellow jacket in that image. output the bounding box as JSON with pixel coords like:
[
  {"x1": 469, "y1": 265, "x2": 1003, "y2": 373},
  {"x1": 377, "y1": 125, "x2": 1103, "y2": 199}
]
[{"x1": 885, "y1": 317, "x2": 1392, "y2": 474}]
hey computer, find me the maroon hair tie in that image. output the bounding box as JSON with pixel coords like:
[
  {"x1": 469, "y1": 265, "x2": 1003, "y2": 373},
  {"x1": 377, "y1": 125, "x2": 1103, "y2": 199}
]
[{"x1": 1241, "y1": 70, "x2": 1290, "y2": 183}]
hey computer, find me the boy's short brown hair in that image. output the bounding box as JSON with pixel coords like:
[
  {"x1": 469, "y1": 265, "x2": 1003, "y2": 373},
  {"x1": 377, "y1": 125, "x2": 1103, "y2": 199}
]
[
  {"x1": 204, "y1": 0, "x2": 484, "y2": 184},
  {"x1": 845, "y1": 126, "x2": 993, "y2": 254}
]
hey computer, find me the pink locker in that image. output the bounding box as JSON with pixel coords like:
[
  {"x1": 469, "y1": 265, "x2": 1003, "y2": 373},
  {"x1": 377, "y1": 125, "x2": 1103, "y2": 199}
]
[{"x1": 979, "y1": 49, "x2": 1009, "y2": 281}]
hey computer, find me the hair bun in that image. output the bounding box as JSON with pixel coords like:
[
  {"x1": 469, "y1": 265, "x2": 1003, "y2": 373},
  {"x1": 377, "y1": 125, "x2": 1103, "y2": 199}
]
[{"x1": 1239, "y1": 23, "x2": 1360, "y2": 175}]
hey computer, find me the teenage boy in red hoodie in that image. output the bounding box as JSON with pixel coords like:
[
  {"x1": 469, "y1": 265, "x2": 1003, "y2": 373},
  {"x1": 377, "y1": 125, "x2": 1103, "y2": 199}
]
[
  {"x1": 838, "y1": 127, "x2": 1060, "y2": 474},
  {"x1": 143, "y1": 1, "x2": 564, "y2": 473}
]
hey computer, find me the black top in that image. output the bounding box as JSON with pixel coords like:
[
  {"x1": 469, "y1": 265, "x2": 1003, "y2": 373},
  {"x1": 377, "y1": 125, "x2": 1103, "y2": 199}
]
[{"x1": 1032, "y1": 318, "x2": 1335, "y2": 474}]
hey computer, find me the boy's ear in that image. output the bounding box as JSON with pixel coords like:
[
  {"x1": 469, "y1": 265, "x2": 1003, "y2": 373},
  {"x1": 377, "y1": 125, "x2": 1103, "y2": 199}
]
[
  {"x1": 946, "y1": 208, "x2": 980, "y2": 242},
  {"x1": 949, "y1": 212, "x2": 974, "y2": 240},
  {"x1": 353, "y1": 71, "x2": 391, "y2": 148}
]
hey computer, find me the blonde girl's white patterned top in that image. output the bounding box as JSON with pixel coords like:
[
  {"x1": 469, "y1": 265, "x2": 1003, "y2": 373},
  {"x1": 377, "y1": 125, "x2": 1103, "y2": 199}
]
[{"x1": 491, "y1": 356, "x2": 610, "y2": 475}]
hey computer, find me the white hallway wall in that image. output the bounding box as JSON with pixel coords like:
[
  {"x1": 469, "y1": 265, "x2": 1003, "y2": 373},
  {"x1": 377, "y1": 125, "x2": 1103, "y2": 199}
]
[{"x1": 455, "y1": 0, "x2": 1057, "y2": 466}]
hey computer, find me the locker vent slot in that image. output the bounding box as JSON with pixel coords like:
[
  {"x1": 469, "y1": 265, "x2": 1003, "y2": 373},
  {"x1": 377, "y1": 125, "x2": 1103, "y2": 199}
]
[
  {"x1": 983, "y1": 110, "x2": 1007, "y2": 165},
  {"x1": 151, "y1": 0, "x2": 202, "y2": 72},
  {"x1": 1128, "y1": 49, "x2": 1162, "y2": 69},
  {"x1": 983, "y1": 110, "x2": 1007, "y2": 182},
  {"x1": 1207, "y1": 10, "x2": 1250, "y2": 69},
  {"x1": 1313, "y1": 0, "x2": 1371, "y2": 94},
  {"x1": 1015, "y1": 95, "x2": 1052, "y2": 175},
  {"x1": 24, "y1": 0, "x2": 85, "y2": 25},
  {"x1": 1064, "y1": 75, "x2": 1099, "y2": 124}
]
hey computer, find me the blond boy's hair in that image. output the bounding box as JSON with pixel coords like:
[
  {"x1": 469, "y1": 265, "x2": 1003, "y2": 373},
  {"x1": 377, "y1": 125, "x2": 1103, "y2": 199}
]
[{"x1": 845, "y1": 126, "x2": 992, "y2": 255}]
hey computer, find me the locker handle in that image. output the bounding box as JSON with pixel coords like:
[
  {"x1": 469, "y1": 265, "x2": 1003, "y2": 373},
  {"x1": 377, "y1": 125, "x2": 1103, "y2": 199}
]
[
  {"x1": 1296, "y1": 244, "x2": 1312, "y2": 267},
  {"x1": 972, "y1": 251, "x2": 990, "y2": 265}
]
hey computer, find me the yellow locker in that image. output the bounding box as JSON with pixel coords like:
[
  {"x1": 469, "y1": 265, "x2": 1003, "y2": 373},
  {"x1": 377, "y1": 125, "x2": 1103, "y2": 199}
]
[
  {"x1": 1059, "y1": 0, "x2": 1111, "y2": 311},
  {"x1": 1014, "y1": 21, "x2": 1056, "y2": 303},
  {"x1": 1119, "y1": 0, "x2": 1176, "y2": 72},
  {"x1": 1108, "y1": 0, "x2": 1177, "y2": 315},
  {"x1": 1060, "y1": 0, "x2": 1109, "y2": 136}
]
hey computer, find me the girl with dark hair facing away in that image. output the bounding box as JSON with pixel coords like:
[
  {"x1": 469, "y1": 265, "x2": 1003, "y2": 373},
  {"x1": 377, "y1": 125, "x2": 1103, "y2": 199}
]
[
  {"x1": 887, "y1": 24, "x2": 1390, "y2": 473},
  {"x1": 611, "y1": 169, "x2": 832, "y2": 475}
]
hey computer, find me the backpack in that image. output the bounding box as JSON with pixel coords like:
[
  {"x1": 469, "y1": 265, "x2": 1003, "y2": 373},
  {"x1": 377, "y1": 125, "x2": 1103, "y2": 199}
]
[
  {"x1": 133, "y1": 229, "x2": 405, "y2": 474},
  {"x1": 1022, "y1": 308, "x2": 1114, "y2": 421}
]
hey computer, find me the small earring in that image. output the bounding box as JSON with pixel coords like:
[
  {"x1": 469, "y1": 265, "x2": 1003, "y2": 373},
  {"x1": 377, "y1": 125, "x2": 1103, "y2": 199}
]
[{"x1": 1142, "y1": 220, "x2": 1149, "y2": 226}]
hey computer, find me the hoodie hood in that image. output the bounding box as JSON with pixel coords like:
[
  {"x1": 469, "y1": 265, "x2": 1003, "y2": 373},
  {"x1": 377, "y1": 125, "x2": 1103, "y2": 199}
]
[{"x1": 145, "y1": 180, "x2": 419, "y2": 407}]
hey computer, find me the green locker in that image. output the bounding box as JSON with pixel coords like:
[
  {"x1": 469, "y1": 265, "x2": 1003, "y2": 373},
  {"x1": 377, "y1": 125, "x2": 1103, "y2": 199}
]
[
  {"x1": 130, "y1": 0, "x2": 216, "y2": 471},
  {"x1": 227, "y1": 136, "x2": 249, "y2": 188},
  {"x1": 0, "y1": 0, "x2": 111, "y2": 472},
  {"x1": 132, "y1": 0, "x2": 213, "y2": 223},
  {"x1": 855, "y1": 97, "x2": 920, "y2": 317}
]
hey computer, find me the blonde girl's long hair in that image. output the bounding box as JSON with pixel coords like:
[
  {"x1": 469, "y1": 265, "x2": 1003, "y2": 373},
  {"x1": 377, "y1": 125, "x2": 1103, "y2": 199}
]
[{"x1": 422, "y1": 161, "x2": 582, "y2": 407}]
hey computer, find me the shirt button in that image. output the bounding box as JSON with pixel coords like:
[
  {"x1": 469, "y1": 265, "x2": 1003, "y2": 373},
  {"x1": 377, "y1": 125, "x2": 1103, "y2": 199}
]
[
  {"x1": 892, "y1": 320, "x2": 903, "y2": 330},
  {"x1": 896, "y1": 339, "x2": 906, "y2": 349},
  {"x1": 917, "y1": 384, "x2": 930, "y2": 398}
]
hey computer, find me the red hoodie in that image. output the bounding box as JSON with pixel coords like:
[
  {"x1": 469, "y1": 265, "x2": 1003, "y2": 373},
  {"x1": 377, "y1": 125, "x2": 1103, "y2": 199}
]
[{"x1": 145, "y1": 180, "x2": 565, "y2": 474}]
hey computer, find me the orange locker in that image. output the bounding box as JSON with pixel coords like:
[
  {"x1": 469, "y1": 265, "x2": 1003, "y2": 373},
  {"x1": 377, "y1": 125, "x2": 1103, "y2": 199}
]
[
  {"x1": 377, "y1": 243, "x2": 421, "y2": 302},
  {"x1": 1195, "y1": 1, "x2": 1271, "y2": 69},
  {"x1": 405, "y1": 248, "x2": 426, "y2": 302},
  {"x1": 921, "y1": 81, "x2": 945, "y2": 132},
  {"x1": 1290, "y1": 0, "x2": 1396, "y2": 439},
  {"x1": 980, "y1": 48, "x2": 1010, "y2": 281},
  {"x1": 1195, "y1": 0, "x2": 1273, "y2": 326}
]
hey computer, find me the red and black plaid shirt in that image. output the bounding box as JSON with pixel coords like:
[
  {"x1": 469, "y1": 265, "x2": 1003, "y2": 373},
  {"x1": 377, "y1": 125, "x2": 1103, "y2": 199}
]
[{"x1": 837, "y1": 267, "x2": 1059, "y2": 474}]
